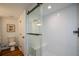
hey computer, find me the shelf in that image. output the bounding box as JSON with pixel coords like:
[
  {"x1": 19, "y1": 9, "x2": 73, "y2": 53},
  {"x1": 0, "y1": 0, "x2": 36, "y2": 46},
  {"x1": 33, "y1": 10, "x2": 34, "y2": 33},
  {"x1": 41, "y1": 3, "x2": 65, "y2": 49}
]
[{"x1": 27, "y1": 33, "x2": 42, "y2": 36}]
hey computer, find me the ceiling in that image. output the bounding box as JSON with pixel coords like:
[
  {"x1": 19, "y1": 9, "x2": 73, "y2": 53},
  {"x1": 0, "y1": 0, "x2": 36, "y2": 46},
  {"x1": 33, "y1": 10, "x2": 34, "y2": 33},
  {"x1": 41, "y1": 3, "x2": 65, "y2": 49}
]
[{"x1": 0, "y1": 3, "x2": 34, "y2": 18}]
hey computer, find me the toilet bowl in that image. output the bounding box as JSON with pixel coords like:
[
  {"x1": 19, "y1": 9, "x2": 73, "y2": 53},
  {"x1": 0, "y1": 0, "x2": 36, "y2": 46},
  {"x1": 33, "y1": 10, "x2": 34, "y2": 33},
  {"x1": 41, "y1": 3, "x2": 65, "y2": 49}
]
[
  {"x1": 8, "y1": 37, "x2": 16, "y2": 51},
  {"x1": 9, "y1": 42, "x2": 16, "y2": 51}
]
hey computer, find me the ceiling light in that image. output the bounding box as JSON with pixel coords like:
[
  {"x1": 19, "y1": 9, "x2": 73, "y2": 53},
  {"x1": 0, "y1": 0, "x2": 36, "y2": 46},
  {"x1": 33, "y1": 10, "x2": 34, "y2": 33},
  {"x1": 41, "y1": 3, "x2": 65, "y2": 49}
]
[{"x1": 48, "y1": 5, "x2": 52, "y2": 9}]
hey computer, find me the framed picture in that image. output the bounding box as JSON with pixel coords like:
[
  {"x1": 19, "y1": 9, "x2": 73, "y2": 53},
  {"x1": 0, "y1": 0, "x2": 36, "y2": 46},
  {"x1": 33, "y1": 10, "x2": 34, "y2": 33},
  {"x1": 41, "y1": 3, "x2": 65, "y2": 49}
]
[{"x1": 7, "y1": 24, "x2": 15, "y2": 32}]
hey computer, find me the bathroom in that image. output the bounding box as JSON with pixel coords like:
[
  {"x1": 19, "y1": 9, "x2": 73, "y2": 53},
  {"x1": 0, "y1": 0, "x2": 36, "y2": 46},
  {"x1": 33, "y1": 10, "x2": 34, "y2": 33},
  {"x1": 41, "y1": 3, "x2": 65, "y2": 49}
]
[{"x1": 0, "y1": 3, "x2": 79, "y2": 56}]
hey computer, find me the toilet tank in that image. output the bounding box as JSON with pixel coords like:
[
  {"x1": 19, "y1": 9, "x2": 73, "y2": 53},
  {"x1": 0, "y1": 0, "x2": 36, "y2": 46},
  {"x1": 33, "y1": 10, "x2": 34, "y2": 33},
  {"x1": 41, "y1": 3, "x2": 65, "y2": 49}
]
[{"x1": 8, "y1": 37, "x2": 16, "y2": 43}]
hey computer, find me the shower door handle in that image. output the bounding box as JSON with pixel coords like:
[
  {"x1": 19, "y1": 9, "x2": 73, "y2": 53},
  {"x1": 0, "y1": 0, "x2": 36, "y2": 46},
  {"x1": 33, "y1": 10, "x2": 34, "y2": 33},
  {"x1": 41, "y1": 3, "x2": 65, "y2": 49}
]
[{"x1": 73, "y1": 28, "x2": 79, "y2": 37}]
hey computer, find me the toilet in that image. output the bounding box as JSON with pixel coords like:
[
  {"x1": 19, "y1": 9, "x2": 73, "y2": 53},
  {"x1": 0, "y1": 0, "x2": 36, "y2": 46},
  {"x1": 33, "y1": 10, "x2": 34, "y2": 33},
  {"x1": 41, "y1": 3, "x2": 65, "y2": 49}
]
[{"x1": 8, "y1": 37, "x2": 16, "y2": 51}]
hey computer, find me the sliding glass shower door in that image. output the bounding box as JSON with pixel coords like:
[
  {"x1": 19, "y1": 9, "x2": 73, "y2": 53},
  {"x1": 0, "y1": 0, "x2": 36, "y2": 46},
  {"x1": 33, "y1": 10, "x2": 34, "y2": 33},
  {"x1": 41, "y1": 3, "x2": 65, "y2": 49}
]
[{"x1": 26, "y1": 4, "x2": 42, "y2": 56}]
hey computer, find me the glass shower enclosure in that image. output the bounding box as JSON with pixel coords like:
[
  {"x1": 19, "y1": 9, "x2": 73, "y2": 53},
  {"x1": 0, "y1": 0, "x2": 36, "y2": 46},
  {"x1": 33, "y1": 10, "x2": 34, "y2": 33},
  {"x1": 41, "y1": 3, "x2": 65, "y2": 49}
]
[{"x1": 26, "y1": 4, "x2": 43, "y2": 56}]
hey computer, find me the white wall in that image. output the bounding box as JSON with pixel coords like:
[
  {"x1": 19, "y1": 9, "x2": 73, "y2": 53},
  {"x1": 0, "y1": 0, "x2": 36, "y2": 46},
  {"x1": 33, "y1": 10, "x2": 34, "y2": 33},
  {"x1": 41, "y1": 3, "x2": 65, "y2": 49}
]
[
  {"x1": 1, "y1": 17, "x2": 18, "y2": 45},
  {"x1": 18, "y1": 10, "x2": 27, "y2": 55},
  {"x1": 42, "y1": 4, "x2": 77, "y2": 56},
  {"x1": 0, "y1": 19, "x2": 2, "y2": 43}
]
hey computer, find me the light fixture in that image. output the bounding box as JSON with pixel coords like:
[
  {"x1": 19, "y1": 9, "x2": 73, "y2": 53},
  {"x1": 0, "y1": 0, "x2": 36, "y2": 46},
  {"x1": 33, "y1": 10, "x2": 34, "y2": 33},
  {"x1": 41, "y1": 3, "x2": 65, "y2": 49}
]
[
  {"x1": 48, "y1": 5, "x2": 52, "y2": 9},
  {"x1": 36, "y1": 23, "x2": 42, "y2": 26}
]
